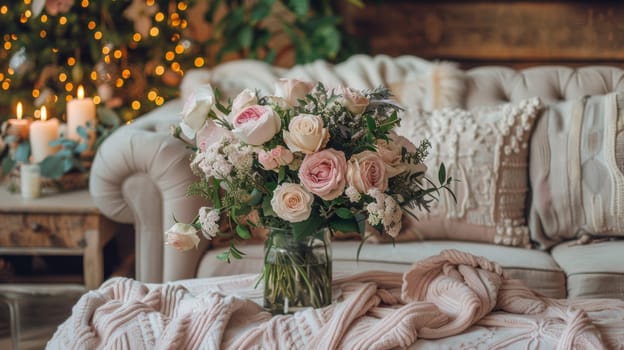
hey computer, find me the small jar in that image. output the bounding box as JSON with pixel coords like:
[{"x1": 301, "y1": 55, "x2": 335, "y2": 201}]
[{"x1": 20, "y1": 164, "x2": 41, "y2": 199}]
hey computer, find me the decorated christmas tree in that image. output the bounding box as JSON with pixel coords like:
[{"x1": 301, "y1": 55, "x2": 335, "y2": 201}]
[{"x1": 0, "y1": 0, "x2": 363, "y2": 123}]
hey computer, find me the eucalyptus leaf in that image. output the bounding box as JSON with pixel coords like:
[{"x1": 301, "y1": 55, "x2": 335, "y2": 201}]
[
  {"x1": 15, "y1": 142, "x2": 30, "y2": 162},
  {"x1": 75, "y1": 142, "x2": 88, "y2": 153},
  {"x1": 438, "y1": 162, "x2": 446, "y2": 185},
  {"x1": 335, "y1": 207, "x2": 354, "y2": 219},
  {"x1": 39, "y1": 156, "x2": 66, "y2": 179},
  {"x1": 1, "y1": 157, "x2": 16, "y2": 174},
  {"x1": 77, "y1": 126, "x2": 89, "y2": 140}
]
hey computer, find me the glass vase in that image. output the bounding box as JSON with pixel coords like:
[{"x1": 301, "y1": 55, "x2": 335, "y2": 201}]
[{"x1": 263, "y1": 227, "x2": 332, "y2": 315}]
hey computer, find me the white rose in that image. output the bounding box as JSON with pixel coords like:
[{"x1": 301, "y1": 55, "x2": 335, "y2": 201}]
[
  {"x1": 165, "y1": 223, "x2": 200, "y2": 251},
  {"x1": 270, "y1": 183, "x2": 314, "y2": 223},
  {"x1": 179, "y1": 85, "x2": 215, "y2": 139},
  {"x1": 335, "y1": 85, "x2": 369, "y2": 114},
  {"x1": 230, "y1": 105, "x2": 281, "y2": 145},
  {"x1": 283, "y1": 114, "x2": 329, "y2": 154},
  {"x1": 274, "y1": 78, "x2": 315, "y2": 106},
  {"x1": 231, "y1": 88, "x2": 258, "y2": 115}
]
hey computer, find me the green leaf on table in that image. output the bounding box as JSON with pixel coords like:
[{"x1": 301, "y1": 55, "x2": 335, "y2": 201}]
[
  {"x1": 15, "y1": 142, "x2": 30, "y2": 162},
  {"x1": 236, "y1": 224, "x2": 252, "y2": 240},
  {"x1": 39, "y1": 156, "x2": 66, "y2": 179},
  {"x1": 335, "y1": 207, "x2": 354, "y2": 219},
  {"x1": 1, "y1": 157, "x2": 16, "y2": 174}
]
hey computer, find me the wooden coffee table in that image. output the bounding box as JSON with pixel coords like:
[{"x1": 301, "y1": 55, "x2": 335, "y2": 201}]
[{"x1": 0, "y1": 187, "x2": 119, "y2": 290}]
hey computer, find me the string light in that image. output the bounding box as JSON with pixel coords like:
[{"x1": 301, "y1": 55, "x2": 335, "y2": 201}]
[
  {"x1": 178, "y1": 2, "x2": 188, "y2": 11},
  {"x1": 0, "y1": 6, "x2": 8, "y2": 15},
  {"x1": 93, "y1": 96, "x2": 101, "y2": 104},
  {"x1": 147, "y1": 91, "x2": 157, "y2": 101},
  {"x1": 165, "y1": 51, "x2": 175, "y2": 61},
  {"x1": 102, "y1": 46, "x2": 110, "y2": 55},
  {"x1": 131, "y1": 100, "x2": 141, "y2": 110},
  {"x1": 121, "y1": 69, "x2": 131, "y2": 79},
  {"x1": 65, "y1": 82, "x2": 74, "y2": 92},
  {"x1": 3, "y1": 41, "x2": 10, "y2": 50},
  {"x1": 94, "y1": 31, "x2": 102, "y2": 40},
  {"x1": 149, "y1": 27, "x2": 159, "y2": 37},
  {"x1": 88, "y1": 21, "x2": 96, "y2": 30},
  {"x1": 175, "y1": 44, "x2": 184, "y2": 54},
  {"x1": 40, "y1": 14, "x2": 47, "y2": 23},
  {"x1": 155, "y1": 12, "x2": 165, "y2": 22},
  {"x1": 90, "y1": 71, "x2": 97, "y2": 80},
  {"x1": 59, "y1": 72, "x2": 68, "y2": 82},
  {"x1": 113, "y1": 50, "x2": 122, "y2": 59},
  {"x1": 24, "y1": 9, "x2": 32, "y2": 18},
  {"x1": 67, "y1": 57, "x2": 76, "y2": 66},
  {"x1": 39, "y1": 30, "x2": 46, "y2": 38},
  {"x1": 132, "y1": 33, "x2": 141, "y2": 42},
  {"x1": 59, "y1": 16, "x2": 68, "y2": 25},
  {"x1": 81, "y1": 0, "x2": 89, "y2": 8},
  {"x1": 194, "y1": 57, "x2": 205, "y2": 67},
  {"x1": 115, "y1": 78, "x2": 124, "y2": 88},
  {"x1": 32, "y1": 89, "x2": 40, "y2": 98},
  {"x1": 155, "y1": 65, "x2": 165, "y2": 75}
]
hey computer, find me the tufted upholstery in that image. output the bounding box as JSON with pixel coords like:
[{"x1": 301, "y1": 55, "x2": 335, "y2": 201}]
[{"x1": 90, "y1": 55, "x2": 624, "y2": 298}]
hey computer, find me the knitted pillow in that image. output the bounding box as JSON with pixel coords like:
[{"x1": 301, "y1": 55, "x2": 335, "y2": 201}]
[
  {"x1": 528, "y1": 92, "x2": 624, "y2": 249},
  {"x1": 392, "y1": 97, "x2": 543, "y2": 247}
]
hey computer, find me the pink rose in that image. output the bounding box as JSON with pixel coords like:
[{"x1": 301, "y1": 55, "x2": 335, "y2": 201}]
[
  {"x1": 335, "y1": 86, "x2": 369, "y2": 114},
  {"x1": 230, "y1": 105, "x2": 281, "y2": 145},
  {"x1": 231, "y1": 88, "x2": 258, "y2": 115},
  {"x1": 347, "y1": 151, "x2": 388, "y2": 193},
  {"x1": 299, "y1": 149, "x2": 347, "y2": 200},
  {"x1": 274, "y1": 79, "x2": 315, "y2": 106},
  {"x1": 164, "y1": 223, "x2": 200, "y2": 251},
  {"x1": 258, "y1": 150, "x2": 279, "y2": 170},
  {"x1": 270, "y1": 145, "x2": 294, "y2": 166},
  {"x1": 376, "y1": 131, "x2": 415, "y2": 177}
]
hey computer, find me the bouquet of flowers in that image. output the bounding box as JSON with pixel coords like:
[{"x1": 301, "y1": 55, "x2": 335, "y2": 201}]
[{"x1": 167, "y1": 79, "x2": 453, "y2": 313}]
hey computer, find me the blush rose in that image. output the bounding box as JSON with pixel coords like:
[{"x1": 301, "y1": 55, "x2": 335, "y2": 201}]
[
  {"x1": 165, "y1": 223, "x2": 200, "y2": 251},
  {"x1": 299, "y1": 149, "x2": 347, "y2": 200},
  {"x1": 347, "y1": 150, "x2": 389, "y2": 193},
  {"x1": 274, "y1": 78, "x2": 315, "y2": 106},
  {"x1": 230, "y1": 105, "x2": 281, "y2": 145},
  {"x1": 335, "y1": 86, "x2": 369, "y2": 114}
]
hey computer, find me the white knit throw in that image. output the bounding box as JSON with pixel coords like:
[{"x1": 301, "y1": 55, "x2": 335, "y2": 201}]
[{"x1": 47, "y1": 250, "x2": 624, "y2": 349}]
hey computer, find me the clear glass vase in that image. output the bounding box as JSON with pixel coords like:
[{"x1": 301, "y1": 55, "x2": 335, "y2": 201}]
[{"x1": 263, "y1": 227, "x2": 332, "y2": 314}]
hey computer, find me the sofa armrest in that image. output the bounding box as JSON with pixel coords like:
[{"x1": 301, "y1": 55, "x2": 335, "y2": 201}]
[{"x1": 89, "y1": 101, "x2": 208, "y2": 283}]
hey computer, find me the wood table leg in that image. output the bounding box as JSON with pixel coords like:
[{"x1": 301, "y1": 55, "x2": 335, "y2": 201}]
[{"x1": 84, "y1": 229, "x2": 103, "y2": 289}]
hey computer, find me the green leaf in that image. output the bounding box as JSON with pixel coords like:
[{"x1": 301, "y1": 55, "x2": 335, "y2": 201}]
[
  {"x1": 14, "y1": 142, "x2": 30, "y2": 162},
  {"x1": 262, "y1": 195, "x2": 276, "y2": 217},
  {"x1": 250, "y1": 0, "x2": 274, "y2": 22},
  {"x1": 96, "y1": 107, "x2": 121, "y2": 127},
  {"x1": 335, "y1": 207, "x2": 354, "y2": 219},
  {"x1": 216, "y1": 250, "x2": 231, "y2": 263},
  {"x1": 1, "y1": 157, "x2": 16, "y2": 174},
  {"x1": 238, "y1": 26, "x2": 253, "y2": 49},
  {"x1": 247, "y1": 188, "x2": 263, "y2": 206},
  {"x1": 366, "y1": 115, "x2": 376, "y2": 131},
  {"x1": 75, "y1": 142, "x2": 88, "y2": 153},
  {"x1": 39, "y1": 156, "x2": 66, "y2": 179},
  {"x1": 438, "y1": 162, "x2": 447, "y2": 185},
  {"x1": 63, "y1": 157, "x2": 75, "y2": 172},
  {"x1": 236, "y1": 225, "x2": 252, "y2": 239},
  {"x1": 292, "y1": 211, "x2": 322, "y2": 241},
  {"x1": 329, "y1": 217, "x2": 359, "y2": 234},
  {"x1": 287, "y1": 0, "x2": 309, "y2": 16},
  {"x1": 77, "y1": 125, "x2": 89, "y2": 140}
]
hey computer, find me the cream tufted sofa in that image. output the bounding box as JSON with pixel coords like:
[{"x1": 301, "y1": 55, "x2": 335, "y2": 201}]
[{"x1": 89, "y1": 55, "x2": 624, "y2": 300}]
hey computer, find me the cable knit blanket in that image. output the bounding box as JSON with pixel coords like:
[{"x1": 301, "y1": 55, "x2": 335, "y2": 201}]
[{"x1": 48, "y1": 250, "x2": 624, "y2": 349}]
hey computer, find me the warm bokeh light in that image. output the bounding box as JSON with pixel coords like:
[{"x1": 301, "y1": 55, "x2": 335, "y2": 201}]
[
  {"x1": 194, "y1": 57, "x2": 205, "y2": 67},
  {"x1": 59, "y1": 72, "x2": 67, "y2": 82},
  {"x1": 59, "y1": 16, "x2": 67, "y2": 25},
  {"x1": 149, "y1": 27, "x2": 159, "y2": 37},
  {"x1": 131, "y1": 100, "x2": 141, "y2": 110}
]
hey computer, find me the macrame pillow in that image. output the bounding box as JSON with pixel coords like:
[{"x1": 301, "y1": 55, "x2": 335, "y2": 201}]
[
  {"x1": 393, "y1": 97, "x2": 543, "y2": 247},
  {"x1": 529, "y1": 92, "x2": 624, "y2": 249}
]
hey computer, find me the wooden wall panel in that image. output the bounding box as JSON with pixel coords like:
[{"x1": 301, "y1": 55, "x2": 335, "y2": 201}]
[{"x1": 341, "y1": 1, "x2": 624, "y2": 67}]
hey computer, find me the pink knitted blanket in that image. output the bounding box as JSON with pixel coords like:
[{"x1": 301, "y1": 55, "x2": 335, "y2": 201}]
[{"x1": 47, "y1": 250, "x2": 624, "y2": 349}]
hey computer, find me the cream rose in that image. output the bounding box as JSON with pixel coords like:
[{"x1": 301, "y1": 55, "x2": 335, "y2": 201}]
[
  {"x1": 164, "y1": 223, "x2": 200, "y2": 251},
  {"x1": 179, "y1": 85, "x2": 215, "y2": 139},
  {"x1": 283, "y1": 114, "x2": 329, "y2": 154},
  {"x1": 274, "y1": 78, "x2": 315, "y2": 106},
  {"x1": 299, "y1": 149, "x2": 347, "y2": 200},
  {"x1": 271, "y1": 183, "x2": 314, "y2": 223},
  {"x1": 347, "y1": 150, "x2": 388, "y2": 193},
  {"x1": 335, "y1": 85, "x2": 369, "y2": 114},
  {"x1": 230, "y1": 105, "x2": 281, "y2": 145},
  {"x1": 231, "y1": 88, "x2": 258, "y2": 115}
]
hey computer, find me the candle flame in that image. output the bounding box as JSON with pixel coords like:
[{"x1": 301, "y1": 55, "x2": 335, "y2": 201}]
[
  {"x1": 41, "y1": 106, "x2": 47, "y2": 121},
  {"x1": 16, "y1": 102, "x2": 23, "y2": 120},
  {"x1": 77, "y1": 85, "x2": 85, "y2": 99}
]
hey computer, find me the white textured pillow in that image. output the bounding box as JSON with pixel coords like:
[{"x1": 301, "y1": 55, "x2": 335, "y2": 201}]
[
  {"x1": 395, "y1": 98, "x2": 543, "y2": 247},
  {"x1": 529, "y1": 92, "x2": 624, "y2": 248}
]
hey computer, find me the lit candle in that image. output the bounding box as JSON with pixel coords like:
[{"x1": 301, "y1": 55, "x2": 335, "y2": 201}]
[
  {"x1": 7, "y1": 102, "x2": 30, "y2": 139},
  {"x1": 66, "y1": 85, "x2": 97, "y2": 148},
  {"x1": 29, "y1": 106, "x2": 60, "y2": 163}
]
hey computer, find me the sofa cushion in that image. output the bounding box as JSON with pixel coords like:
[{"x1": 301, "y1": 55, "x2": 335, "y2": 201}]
[
  {"x1": 529, "y1": 92, "x2": 624, "y2": 249},
  {"x1": 197, "y1": 240, "x2": 566, "y2": 298},
  {"x1": 551, "y1": 241, "x2": 624, "y2": 299},
  {"x1": 395, "y1": 98, "x2": 542, "y2": 247}
]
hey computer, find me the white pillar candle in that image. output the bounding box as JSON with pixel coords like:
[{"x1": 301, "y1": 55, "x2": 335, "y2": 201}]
[
  {"x1": 29, "y1": 106, "x2": 60, "y2": 163},
  {"x1": 7, "y1": 102, "x2": 30, "y2": 139},
  {"x1": 20, "y1": 164, "x2": 41, "y2": 199},
  {"x1": 66, "y1": 85, "x2": 97, "y2": 148}
]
